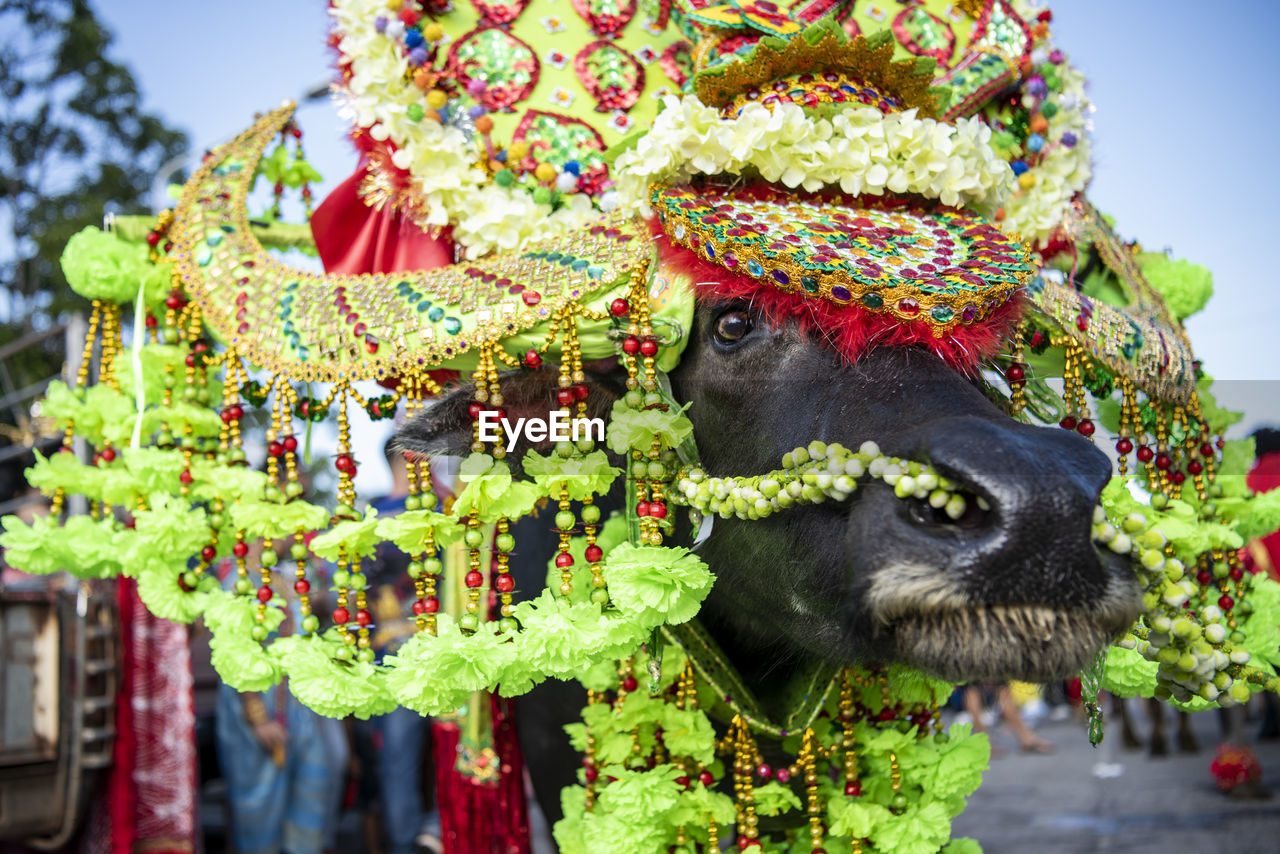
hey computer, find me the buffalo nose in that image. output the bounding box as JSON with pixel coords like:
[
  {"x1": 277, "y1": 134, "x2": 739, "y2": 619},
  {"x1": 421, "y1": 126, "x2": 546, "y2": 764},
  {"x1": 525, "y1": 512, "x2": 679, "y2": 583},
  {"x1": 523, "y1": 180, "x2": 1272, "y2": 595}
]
[{"x1": 896, "y1": 415, "x2": 1113, "y2": 605}]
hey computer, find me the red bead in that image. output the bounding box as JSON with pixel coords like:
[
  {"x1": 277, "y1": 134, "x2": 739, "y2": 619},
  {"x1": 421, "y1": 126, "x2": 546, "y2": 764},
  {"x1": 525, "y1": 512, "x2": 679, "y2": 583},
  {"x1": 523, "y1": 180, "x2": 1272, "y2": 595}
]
[
  {"x1": 1059, "y1": 416, "x2": 1076, "y2": 430},
  {"x1": 193, "y1": 341, "x2": 209, "y2": 353},
  {"x1": 755, "y1": 763, "x2": 772, "y2": 779},
  {"x1": 775, "y1": 768, "x2": 791, "y2": 783},
  {"x1": 229, "y1": 404, "x2": 244, "y2": 421},
  {"x1": 583, "y1": 766, "x2": 599, "y2": 782},
  {"x1": 165, "y1": 294, "x2": 182, "y2": 310},
  {"x1": 878, "y1": 707, "x2": 896, "y2": 721},
  {"x1": 256, "y1": 586, "x2": 273, "y2": 603},
  {"x1": 1217, "y1": 438, "x2": 1225, "y2": 449},
  {"x1": 1116, "y1": 438, "x2": 1134, "y2": 455},
  {"x1": 185, "y1": 354, "x2": 196, "y2": 368},
  {"x1": 584, "y1": 544, "x2": 603, "y2": 563},
  {"x1": 145, "y1": 314, "x2": 157, "y2": 328},
  {"x1": 335, "y1": 454, "x2": 355, "y2": 473},
  {"x1": 282, "y1": 436, "x2": 298, "y2": 452},
  {"x1": 233, "y1": 542, "x2": 249, "y2": 558},
  {"x1": 100, "y1": 447, "x2": 116, "y2": 462},
  {"x1": 145, "y1": 230, "x2": 161, "y2": 247},
  {"x1": 622, "y1": 676, "x2": 638, "y2": 692},
  {"x1": 1076, "y1": 315, "x2": 1089, "y2": 331},
  {"x1": 1219, "y1": 595, "x2": 1235, "y2": 611},
  {"x1": 1197, "y1": 570, "x2": 1213, "y2": 586},
  {"x1": 412, "y1": 599, "x2": 427, "y2": 615},
  {"x1": 1136, "y1": 446, "x2": 1155, "y2": 463},
  {"x1": 556, "y1": 388, "x2": 575, "y2": 406},
  {"x1": 573, "y1": 383, "x2": 590, "y2": 401},
  {"x1": 698, "y1": 770, "x2": 714, "y2": 786},
  {"x1": 1229, "y1": 567, "x2": 1244, "y2": 582},
  {"x1": 521, "y1": 290, "x2": 541, "y2": 307},
  {"x1": 1201, "y1": 443, "x2": 1215, "y2": 458},
  {"x1": 1029, "y1": 330, "x2": 1044, "y2": 347},
  {"x1": 737, "y1": 835, "x2": 761, "y2": 849},
  {"x1": 179, "y1": 469, "x2": 193, "y2": 484},
  {"x1": 294, "y1": 580, "x2": 310, "y2": 594},
  {"x1": 845, "y1": 781, "x2": 862, "y2": 796},
  {"x1": 674, "y1": 775, "x2": 690, "y2": 788},
  {"x1": 468, "y1": 402, "x2": 485, "y2": 420},
  {"x1": 649, "y1": 502, "x2": 668, "y2": 520},
  {"x1": 201, "y1": 545, "x2": 217, "y2": 562},
  {"x1": 464, "y1": 570, "x2": 485, "y2": 588},
  {"x1": 495, "y1": 573, "x2": 515, "y2": 593},
  {"x1": 1154, "y1": 453, "x2": 1172, "y2": 470},
  {"x1": 610, "y1": 298, "x2": 630, "y2": 316},
  {"x1": 1005, "y1": 363, "x2": 1025, "y2": 383},
  {"x1": 332, "y1": 607, "x2": 350, "y2": 624},
  {"x1": 524, "y1": 350, "x2": 542, "y2": 369},
  {"x1": 1187, "y1": 460, "x2": 1203, "y2": 475},
  {"x1": 1076, "y1": 419, "x2": 1095, "y2": 437},
  {"x1": 268, "y1": 441, "x2": 284, "y2": 457},
  {"x1": 555, "y1": 553, "x2": 575, "y2": 568},
  {"x1": 355, "y1": 609, "x2": 372, "y2": 627},
  {"x1": 639, "y1": 339, "x2": 659, "y2": 357},
  {"x1": 423, "y1": 597, "x2": 440, "y2": 613},
  {"x1": 621, "y1": 336, "x2": 640, "y2": 355},
  {"x1": 636, "y1": 501, "x2": 650, "y2": 517},
  {"x1": 1171, "y1": 471, "x2": 1186, "y2": 485}
]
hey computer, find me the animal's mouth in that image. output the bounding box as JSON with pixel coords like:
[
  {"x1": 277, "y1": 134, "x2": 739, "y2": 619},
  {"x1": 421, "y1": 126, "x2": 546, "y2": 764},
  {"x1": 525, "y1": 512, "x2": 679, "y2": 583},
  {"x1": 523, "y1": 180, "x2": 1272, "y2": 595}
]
[{"x1": 870, "y1": 558, "x2": 1142, "y2": 683}]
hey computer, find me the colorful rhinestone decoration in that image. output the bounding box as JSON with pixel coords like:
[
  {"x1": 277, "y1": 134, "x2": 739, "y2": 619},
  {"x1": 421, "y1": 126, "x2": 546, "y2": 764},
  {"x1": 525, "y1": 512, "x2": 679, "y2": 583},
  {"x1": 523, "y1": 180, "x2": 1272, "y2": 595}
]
[
  {"x1": 171, "y1": 105, "x2": 650, "y2": 384},
  {"x1": 654, "y1": 184, "x2": 1033, "y2": 332}
]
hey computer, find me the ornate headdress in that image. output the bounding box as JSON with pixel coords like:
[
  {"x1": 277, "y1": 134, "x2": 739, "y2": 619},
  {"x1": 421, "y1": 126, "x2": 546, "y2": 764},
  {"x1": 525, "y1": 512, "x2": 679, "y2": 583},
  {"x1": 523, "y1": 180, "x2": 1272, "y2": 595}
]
[{"x1": 6, "y1": 2, "x2": 1278, "y2": 852}]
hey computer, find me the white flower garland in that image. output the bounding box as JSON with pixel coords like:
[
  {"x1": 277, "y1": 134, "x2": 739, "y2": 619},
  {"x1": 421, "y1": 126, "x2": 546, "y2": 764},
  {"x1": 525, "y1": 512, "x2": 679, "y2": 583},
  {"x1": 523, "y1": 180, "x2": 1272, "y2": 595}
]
[
  {"x1": 612, "y1": 95, "x2": 1014, "y2": 216},
  {"x1": 330, "y1": 0, "x2": 599, "y2": 258},
  {"x1": 1000, "y1": 0, "x2": 1093, "y2": 246}
]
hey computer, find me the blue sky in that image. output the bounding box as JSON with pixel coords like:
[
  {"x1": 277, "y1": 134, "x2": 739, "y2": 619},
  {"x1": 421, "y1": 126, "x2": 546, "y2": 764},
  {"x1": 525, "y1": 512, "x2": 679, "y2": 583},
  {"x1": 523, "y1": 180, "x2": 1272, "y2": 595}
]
[{"x1": 94, "y1": 0, "x2": 1280, "y2": 452}]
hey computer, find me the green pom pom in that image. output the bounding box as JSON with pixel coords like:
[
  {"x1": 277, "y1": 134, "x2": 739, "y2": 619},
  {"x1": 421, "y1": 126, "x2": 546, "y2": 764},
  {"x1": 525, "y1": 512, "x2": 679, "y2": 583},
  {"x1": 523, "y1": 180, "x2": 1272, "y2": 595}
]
[
  {"x1": 61, "y1": 226, "x2": 170, "y2": 307},
  {"x1": 1138, "y1": 252, "x2": 1213, "y2": 321},
  {"x1": 604, "y1": 543, "x2": 713, "y2": 627}
]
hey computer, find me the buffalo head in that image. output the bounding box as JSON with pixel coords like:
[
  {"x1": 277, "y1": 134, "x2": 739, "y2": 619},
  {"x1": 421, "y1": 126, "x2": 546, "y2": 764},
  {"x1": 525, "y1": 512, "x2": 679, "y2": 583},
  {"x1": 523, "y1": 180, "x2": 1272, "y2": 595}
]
[{"x1": 395, "y1": 293, "x2": 1141, "y2": 694}]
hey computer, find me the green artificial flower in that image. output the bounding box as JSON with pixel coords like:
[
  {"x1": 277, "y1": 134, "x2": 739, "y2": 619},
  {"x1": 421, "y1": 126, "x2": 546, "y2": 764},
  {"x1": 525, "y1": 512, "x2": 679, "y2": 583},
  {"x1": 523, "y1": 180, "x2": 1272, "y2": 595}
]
[
  {"x1": 204, "y1": 592, "x2": 285, "y2": 692},
  {"x1": 827, "y1": 798, "x2": 893, "y2": 839},
  {"x1": 231, "y1": 498, "x2": 329, "y2": 540},
  {"x1": 1103, "y1": 643, "x2": 1158, "y2": 698},
  {"x1": 26, "y1": 451, "x2": 108, "y2": 502},
  {"x1": 1137, "y1": 252, "x2": 1213, "y2": 321},
  {"x1": 606, "y1": 399, "x2": 693, "y2": 455},
  {"x1": 272, "y1": 634, "x2": 396, "y2": 719},
  {"x1": 382, "y1": 615, "x2": 515, "y2": 715},
  {"x1": 189, "y1": 459, "x2": 271, "y2": 503},
  {"x1": 61, "y1": 226, "x2": 170, "y2": 306},
  {"x1": 309, "y1": 508, "x2": 383, "y2": 561},
  {"x1": 870, "y1": 800, "x2": 953, "y2": 854},
  {"x1": 604, "y1": 543, "x2": 713, "y2": 627},
  {"x1": 451, "y1": 453, "x2": 542, "y2": 522},
  {"x1": 523, "y1": 449, "x2": 621, "y2": 501},
  {"x1": 131, "y1": 491, "x2": 210, "y2": 565},
  {"x1": 134, "y1": 562, "x2": 213, "y2": 624},
  {"x1": 375, "y1": 508, "x2": 465, "y2": 553},
  {"x1": 753, "y1": 781, "x2": 802, "y2": 817}
]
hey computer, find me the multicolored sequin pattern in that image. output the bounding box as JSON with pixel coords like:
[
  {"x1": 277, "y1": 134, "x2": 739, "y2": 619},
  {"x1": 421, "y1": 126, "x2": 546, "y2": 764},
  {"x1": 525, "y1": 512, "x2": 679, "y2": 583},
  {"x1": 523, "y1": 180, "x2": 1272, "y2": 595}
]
[
  {"x1": 653, "y1": 184, "x2": 1032, "y2": 332},
  {"x1": 723, "y1": 71, "x2": 903, "y2": 117},
  {"x1": 169, "y1": 106, "x2": 650, "y2": 383}
]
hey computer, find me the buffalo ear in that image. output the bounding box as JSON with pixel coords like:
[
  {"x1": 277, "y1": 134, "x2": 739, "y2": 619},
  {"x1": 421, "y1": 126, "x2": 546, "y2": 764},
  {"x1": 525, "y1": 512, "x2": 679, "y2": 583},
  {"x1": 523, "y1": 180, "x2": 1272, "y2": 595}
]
[{"x1": 392, "y1": 360, "x2": 625, "y2": 466}]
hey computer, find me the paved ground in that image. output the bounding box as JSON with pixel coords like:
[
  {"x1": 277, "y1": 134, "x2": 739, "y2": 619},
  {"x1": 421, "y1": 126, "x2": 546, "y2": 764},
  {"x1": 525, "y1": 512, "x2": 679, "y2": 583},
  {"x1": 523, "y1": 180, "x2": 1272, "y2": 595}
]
[{"x1": 949, "y1": 702, "x2": 1280, "y2": 854}]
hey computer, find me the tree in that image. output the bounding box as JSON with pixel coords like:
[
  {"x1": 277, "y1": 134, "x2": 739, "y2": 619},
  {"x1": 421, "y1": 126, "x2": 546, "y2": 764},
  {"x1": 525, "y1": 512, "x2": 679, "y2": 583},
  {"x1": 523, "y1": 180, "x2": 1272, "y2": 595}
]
[{"x1": 0, "y1": 0, "x2": 187, "y2": 431}]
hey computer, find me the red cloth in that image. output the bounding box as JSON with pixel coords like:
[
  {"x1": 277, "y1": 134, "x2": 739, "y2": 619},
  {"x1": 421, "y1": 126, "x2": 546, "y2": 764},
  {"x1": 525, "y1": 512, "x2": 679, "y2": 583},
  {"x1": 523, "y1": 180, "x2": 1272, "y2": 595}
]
[
  {"x1": 1243, "y1": 451, "x2": 1280, "y2": 581},
  {"x1": 107, "y1": 578, "x2": 197, "y2": 854},
  {"x1": 309, "y1": 166, "x2": 455, "y2": 276}
]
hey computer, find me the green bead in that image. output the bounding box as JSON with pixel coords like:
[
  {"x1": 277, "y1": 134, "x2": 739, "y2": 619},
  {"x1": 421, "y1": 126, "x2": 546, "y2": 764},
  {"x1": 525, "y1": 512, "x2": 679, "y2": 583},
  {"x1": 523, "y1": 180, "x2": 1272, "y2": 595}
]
[
  {"x1": 891, "y1": 793, "x2": 909, "y2": 811},
  {"x1": 404, "y1": 495, "x2": 422, "y2": 511},
  {"x1": 348, "y1": 572, "x2": 367, "y2": 590},
  {"x1": 581, "y1": 504, "x2": 601, "y2": 525},
  {"x1": 575, "y1": 438, "x2": 595, "y2": 454},
  {"x1": 196, "y1": 388, "x2": 211, "y2": 405},
  {"x1": 291, "y1": 543, "x2": 308, "y2": 560},
  {"x1": 358, "y1": 648, "x2": 376, "y2": 663},
  {"x1": 182, "y1": 386, "x2": 198, "y2": 401},
  {"x1": 459, "y1": 613, "x2": 479, "y2": 632},
  {"x1": 408, "y1": 560, "x2": 424, "y2": 579},
  {"x1": 250, "y1": 625, "x2": 268, "y2": 641},
  {"x1": 423, "y1": 558, "x2": 443, "y2": 576},
  {"x1": 495, "y1": 533, "x2": 516, "y2": 553},
  {"x1": 498, "y1": 617, "x2": 519, "y2": 633},
  {"x1": 333, "y1": 645, "x2": 353, "y2": 661},
  {"x1": 556, "y1": 510, "x2": 576, "y2": 530},
  {"x1": 334, "y1": 502, "x2": 353, "y2": 518},
  {"x1": 590, "y1": 589, "x2": 609, "y2": 604},
  {"x1": 624, "y1": 390, "x2": 644, "y2": 408},
  {"x1": 631, "y1": 461, "x2": 649, "y2": 477},
  {"x1": 208, "y1": 513, "x2": 225, "y2": 529},
  {"x1": 161, "y1": 327, "x2": 179, "y2": 344},
  {"x1": 647, "y1": 461, "x2": 666, "y2": 478},
  {"x1": 301, "y1": 614, "x2": 320, "y2": 634},
  {"x1": 182, "y1": 571, "x2": 199, "y2": 589},
  {"x1": 235, "y1": 578, "x2": 252, "y2": 595},
  {"x1": 420, "y1": 492, "x2": 437, "y2": 508},
  {"x1": 285, "y1": 481, "x2": 304, "y2": 498},
  {"x1": 333, "y1": 569, "x2": 350, "y2": 587},
  {"x1": 261, "y1": 550, "x2": 278, "y2": 567},
  {"x1": 464, "y1": 529, "x2": 485, "y2": 548},
  {"x1": 555, "y1": 441, "x2": 575, "y2": 458},
  {"x1": 1150, "y1": 493, "x2": 1169, "y2": 509},
  {"x1": 643, "y1": 392, "x2": 663, "y2": 408}
]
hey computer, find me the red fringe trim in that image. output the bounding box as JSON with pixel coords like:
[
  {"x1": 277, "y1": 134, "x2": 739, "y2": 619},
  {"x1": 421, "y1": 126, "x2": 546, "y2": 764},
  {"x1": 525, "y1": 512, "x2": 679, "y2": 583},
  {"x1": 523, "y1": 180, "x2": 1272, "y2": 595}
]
[{"x1": 652, "y1": 221, "x2": 1024, "y2": 374}]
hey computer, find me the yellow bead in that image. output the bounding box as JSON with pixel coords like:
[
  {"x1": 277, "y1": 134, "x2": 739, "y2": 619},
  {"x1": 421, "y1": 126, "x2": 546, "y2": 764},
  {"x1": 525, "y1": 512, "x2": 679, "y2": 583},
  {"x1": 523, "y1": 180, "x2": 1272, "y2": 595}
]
[
  {"x1": 507, "y1": 141, "x2": 528, "y2": 161},
  {"x1": 425, "y1": 89, "x2": 448, "y2": 110},
  {"x1": 422, "y1": 23, "x2": 444, "y2": 42},
  {"x1": 534, "y1": 162, "x2": 557, "y2": 182},
  {"x1": 1018, "y1": 171, "x2": 1038, "y2": 190}
]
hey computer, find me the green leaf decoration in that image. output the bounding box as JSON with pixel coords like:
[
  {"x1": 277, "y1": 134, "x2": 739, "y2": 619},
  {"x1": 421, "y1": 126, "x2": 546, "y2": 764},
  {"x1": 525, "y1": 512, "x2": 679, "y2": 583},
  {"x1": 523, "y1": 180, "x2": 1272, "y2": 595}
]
[
  {"x1": 204, "y1": 593, "x2": 285, "y2": 692},
  {"x1": 26, "y1": 451, "x2": 108, "y2": 502},
  {"x1": 827, "y1": 799, "x2": 893, "y2": 839},
  {"x1": 606, "y1": 400, "x2": 694, "y2": 455},
  {"x1": 869, "y1": 800, "x2": 953, "y2": 854},
  {"x1": 188, "y1": 459, "x2": 270, "y2": 503},
  {"x1": 941, "y1": 839, "x2": 984, "y2": 854},
  {"x1": 374, "y1": 509, "x2": 465, "y2": 553},
  {"x1": 309, "y1": 509, "x2": 383, "y2": 561},
  {"x1": 134, "y1": 563, "x2": 213, "y2": 624},
  {"x1": 603, "y1": 543, "x2": 713, "y2": 627},
  {"x1": 230, "y1": 498, "x2": 329, "y2": 540},
  {"x1": 1137, "y1": 252, "x2": 1213, "y2": 321},
  {"x1": 1102, "y1": 643, "x2": 1158, "y2": 698},
  {"x1": 451, "y1": 453, "x2": 543, "y2": 522},
  {"x1": 382, "y1": 615, "x2": 516, "y2": 715},
  {"x1": 60, "y1": 226, "x2": 170, "y2": 307},
  {"x1": 752, "y1": 781, "x2": 801, "y2": 817},
  {"x1": 523, "y1": 450, "x2": 621, "y2": 501},
  {"x1": 272, "y1": 634, "x2": 397, "y2": 719}
]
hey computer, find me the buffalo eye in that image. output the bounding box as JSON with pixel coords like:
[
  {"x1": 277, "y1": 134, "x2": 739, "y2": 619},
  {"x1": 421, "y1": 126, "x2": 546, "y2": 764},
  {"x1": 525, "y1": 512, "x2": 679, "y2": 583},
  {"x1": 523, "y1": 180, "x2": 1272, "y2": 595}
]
[{"x1": 713, "y1": 309, "x2": 753, "y2": 345}]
